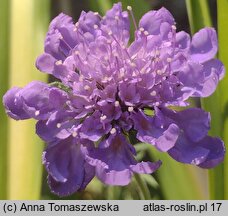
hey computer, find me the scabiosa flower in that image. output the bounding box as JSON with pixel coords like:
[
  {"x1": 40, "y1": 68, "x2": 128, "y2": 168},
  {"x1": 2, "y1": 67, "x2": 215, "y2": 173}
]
[{"x1": 3, "y1": 3, "x2": 225, "y2": 196}]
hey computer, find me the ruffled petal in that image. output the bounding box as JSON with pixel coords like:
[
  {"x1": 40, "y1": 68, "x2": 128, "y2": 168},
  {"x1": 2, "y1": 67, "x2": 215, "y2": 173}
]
[
  {"x1": 168, "y1": 134, "x2": 225, "y2": 168},
  {"x1": 3, "y1": 87, "x2": 30, "y2": 120},
  {"x1": 198, "y1": 136, "x2": 225, "y2": 168},
  {"x1": 102, "y1": 2, "x2": 130, "y2": 44},
  {"x1": 168, "y1": 134, "x2": 210, "y2": 165},
  {"x1": 36, "y1": 53, "x2": 56, "y2": 74},
  {"x1": 86, "y1": 133, "x2": 160, "y2": 185},
  {"x1": 131, "y1": 110, "x2": 179, "y2": 152},
  {"x1": 161, "y1": 107, "x2": 210, "y2": 142},
  {"x1": 200, "y1": 59, "x2": 225, "y2": 97},
  {"x1": 44, "y1": 138, "x2": 95, "y2": 196},
  {"x1": 139, "y1": 7, "x2": 174, "y2": 35},
  {"x1": 190, "y1": 28, "x2": 218, "y2": 63}
]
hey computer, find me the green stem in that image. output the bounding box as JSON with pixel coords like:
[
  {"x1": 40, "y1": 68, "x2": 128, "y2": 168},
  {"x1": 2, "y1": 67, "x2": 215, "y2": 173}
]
[{"x1": 134, "y1": 174, "x2": 151, "y2": 200}]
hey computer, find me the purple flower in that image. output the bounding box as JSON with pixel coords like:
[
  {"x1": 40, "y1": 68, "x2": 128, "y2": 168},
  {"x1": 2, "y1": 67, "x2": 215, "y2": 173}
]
[{"x1": 3, "y1": 3, "x2": 225, "y2": 196}]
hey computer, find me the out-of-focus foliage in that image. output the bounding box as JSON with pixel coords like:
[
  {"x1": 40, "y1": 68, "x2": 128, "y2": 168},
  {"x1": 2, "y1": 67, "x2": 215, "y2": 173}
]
[
  {"x1": 7, "y1": 0, "x2": 49, "y2": 199},
  {"x1": 217, "y1": 0, "x2": 228, "y2": 200},
  {"x1": 0, "y1": 0, "x2": 10, "y2": 199}
]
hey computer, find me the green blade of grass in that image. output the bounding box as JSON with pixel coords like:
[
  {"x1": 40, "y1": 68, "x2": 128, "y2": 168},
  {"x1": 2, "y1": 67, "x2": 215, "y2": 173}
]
[
  {"x1": 217, "y1": 0, "x2": 228, "y2": 200},
  {"x1": 186, "y1": 0, "x2": 224, "y2": 199},
  {"x1": 8, "y1": 0, "x2": 49, "y2": 199},
  {"x1": 0, "y1": 0, "x2": 10, "y2": 199}
]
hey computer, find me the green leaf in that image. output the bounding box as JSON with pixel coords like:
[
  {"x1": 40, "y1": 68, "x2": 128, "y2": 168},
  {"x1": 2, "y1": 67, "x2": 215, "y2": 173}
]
[
  {"x1": 0, "y1": 0, "x2": 10, "y2": 199},
  {"x1": 217, "y1": 0, "x2": 228, "y2": 200},
  {"x1": 8, "y1": 0, "x2": 49, "y2": 199}
]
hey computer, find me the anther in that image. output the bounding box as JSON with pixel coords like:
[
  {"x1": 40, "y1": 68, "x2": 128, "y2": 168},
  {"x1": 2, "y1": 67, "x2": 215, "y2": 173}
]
[
  {"x1": 93, "y1": 24, "x2": 98, "y2": 29},
  {"x1": 100, "y1": 115, "x2": 107, "y2": 121},
  {"x1": 150, "y1": 91, "x2": 157, "y2": 96},
  {"x1": 84, "y1": 85, "x2": 91, "y2": 91},
  {"x1": 72, "y1": 131, "x2": 77, "y2": 137},
  {"x1": 55, "y1": 60, "x2": 62, "y2": 65},
  {"x1": 110, "y1": 128, "x2": 117, "y2": 135},
  {"x1": 128, "y1": 106, "x2": 134, "y2": 112},
  {"x1": 35, "y1": 110, "x2": 40, "y2": 116},
  {"x1": 144, "y1": 31, "x2": 149, "y2": 36},
  {"x1": 114, "y1": 101, "x2": 120, "y2": 107},
  {"x1": 56, "y1": 123, "x2": 61, "y2": 128},
  {"x1": 127, "y1": 6, "x2": 132, "y2": 11},
  {"x1": 167, "y1": 57, "x2": 172, "y2": 63}
]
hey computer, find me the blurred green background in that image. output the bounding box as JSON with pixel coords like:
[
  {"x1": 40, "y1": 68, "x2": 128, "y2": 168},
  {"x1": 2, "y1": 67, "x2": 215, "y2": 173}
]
[{"x1": 0, "y1": 0, "x2": 227, "y2": 200}]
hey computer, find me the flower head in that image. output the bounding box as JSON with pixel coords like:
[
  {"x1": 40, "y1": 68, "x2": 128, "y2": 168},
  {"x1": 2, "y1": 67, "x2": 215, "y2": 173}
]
[{"x1": 3, "y1": 3, "x2": 225, "y2": 196}]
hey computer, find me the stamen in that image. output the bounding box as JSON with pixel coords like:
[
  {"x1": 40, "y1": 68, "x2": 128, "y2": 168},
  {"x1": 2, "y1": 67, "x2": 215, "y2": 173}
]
[
  {"x1": 110, "y1": 128, "x2": 117, "y2": 135},
  {"x1": 84, "y1": 85, "x2": 91, "y2": 91},
  {"x1": 150, "y1": 91, "x2": 157, "y2": 96},
  {"x1": 114, "y1": 101, "x2": 120, "y2": 107},
  {"x1": 56, "y1": 123, "x2": 61, "y2": 128},
  {"x1": 100, "y1": 115, "x2": 107, "y2": 121},
  {"x1": 144, "y1": 31, "x2": 149, "y2": 36},
  {"x1": 167, "y1": 57, "x2": 172, "y2": 63},
  {"x1": 55, "y1": 60, "x2": 63, "y2": 65},
  {"x1": 93, "y1": 24, "x2": 98, "y2": 29},
  {"x1": 127, "y1": 5, "x2": 137, "y2": 30},
  {"x1": 72, "y1": 131, "x2": 77, "y2": 137},
  {"x1": 35, "y1": 110, "x2": 40, "y2": 116},
  {"x1": 128, "y1": 106, "x2": 134, "y2": 112}
]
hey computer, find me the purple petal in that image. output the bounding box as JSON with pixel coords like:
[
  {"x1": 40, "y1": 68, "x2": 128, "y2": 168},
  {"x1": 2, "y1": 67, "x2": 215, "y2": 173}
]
[
  {"x1": 198, "y1": 136, "x2": 225, "y2": 168},
  {"x1": 86, "y1": 133, "x2": 160, "y2": 185},
  {"x1": 3, "y1": 87, "x2": 30, "y2": 120},
  {"x1": 161, "y1": 107, "x2": 210, "y2": 142},
  {"x1": 36, "y1": 53, "x2": 56, "y2": 74},
  {"x1": 131, "y1": 110, "x2": 179, "y2": 152},
  {"x1": 191, "y1": 28, "x2": 218, "y2": 63},
  {"x1": 200, "y1": 59, "x2": 225, "y2": 97},
  {"x1": 44, "y1": 138, "x2": 95, "y2": 196},
  {"x1": 139, "y1": 7, "x2": 174, "y2": 35},
  {"x1": 168, "y1": 134, "x2": 210, "y2": 165}
]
